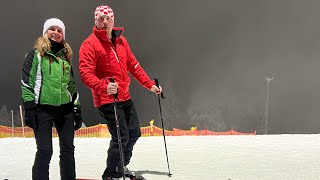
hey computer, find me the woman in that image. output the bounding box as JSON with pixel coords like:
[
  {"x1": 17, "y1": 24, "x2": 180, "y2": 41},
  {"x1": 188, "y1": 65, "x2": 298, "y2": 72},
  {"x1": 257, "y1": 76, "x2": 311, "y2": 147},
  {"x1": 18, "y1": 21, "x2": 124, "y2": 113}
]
[{"x1": 21, "y1": 18, "x2": 82, "y2": 180}]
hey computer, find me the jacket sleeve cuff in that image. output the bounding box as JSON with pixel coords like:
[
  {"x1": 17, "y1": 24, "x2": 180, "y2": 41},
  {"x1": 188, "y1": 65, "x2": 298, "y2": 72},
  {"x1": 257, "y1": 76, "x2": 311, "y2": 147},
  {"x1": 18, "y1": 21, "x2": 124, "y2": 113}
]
[
  {"x1": 23, "y1": 101, "x2": 36, "y2": 110},
  {"x1": 101, "y1": 81, "x2": 108, "y2": 95},
  {"x1": 147, "y1": 80, "x2": 156, "y2": 90}
]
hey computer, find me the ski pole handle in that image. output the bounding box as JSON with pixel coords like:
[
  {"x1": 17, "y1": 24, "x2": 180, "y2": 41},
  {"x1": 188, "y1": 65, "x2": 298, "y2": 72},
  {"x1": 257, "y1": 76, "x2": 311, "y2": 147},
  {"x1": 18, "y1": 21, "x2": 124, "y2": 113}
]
[
  {"x1": 154, "y1": 78, "x2": 165, "y2": 98},
  {"x1": 109, "y1": 77, "x2": 118, "y2": 99}
]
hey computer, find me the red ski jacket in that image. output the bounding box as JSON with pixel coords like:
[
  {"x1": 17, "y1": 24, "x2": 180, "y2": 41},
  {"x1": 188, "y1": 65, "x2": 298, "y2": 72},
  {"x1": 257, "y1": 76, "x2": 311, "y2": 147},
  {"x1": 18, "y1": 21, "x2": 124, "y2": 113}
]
[{"x1": 79, "y1": 26, "x2": 155, "y2": 107}]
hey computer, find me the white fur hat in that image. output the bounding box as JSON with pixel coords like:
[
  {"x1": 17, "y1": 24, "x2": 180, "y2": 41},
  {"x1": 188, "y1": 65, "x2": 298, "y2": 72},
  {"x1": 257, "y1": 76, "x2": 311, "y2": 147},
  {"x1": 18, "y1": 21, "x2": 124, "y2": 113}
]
[{"x1": 42, "y1": 18, "x2": 65, "y2": 40}]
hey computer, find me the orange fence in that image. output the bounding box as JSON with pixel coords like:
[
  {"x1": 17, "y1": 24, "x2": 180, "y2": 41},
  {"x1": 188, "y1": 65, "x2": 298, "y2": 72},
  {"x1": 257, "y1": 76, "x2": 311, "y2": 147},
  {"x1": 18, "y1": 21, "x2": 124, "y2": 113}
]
[{"x1": 0, "y1": 124, "x2": 256, "y2": 138}]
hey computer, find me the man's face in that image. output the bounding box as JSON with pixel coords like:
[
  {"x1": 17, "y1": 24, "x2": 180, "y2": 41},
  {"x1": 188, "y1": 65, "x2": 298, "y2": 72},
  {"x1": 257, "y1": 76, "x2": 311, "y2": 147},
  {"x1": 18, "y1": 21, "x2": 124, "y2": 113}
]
[{"x1": 96, "y1": 15, "x2": 114, "y2": 32}]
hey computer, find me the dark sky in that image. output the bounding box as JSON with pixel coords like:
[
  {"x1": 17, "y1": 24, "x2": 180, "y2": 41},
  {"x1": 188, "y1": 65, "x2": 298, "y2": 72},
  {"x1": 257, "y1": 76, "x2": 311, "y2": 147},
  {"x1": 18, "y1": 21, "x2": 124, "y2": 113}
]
[{"x1": 1, "y1": 0, "x2": 320, "y2": 134}]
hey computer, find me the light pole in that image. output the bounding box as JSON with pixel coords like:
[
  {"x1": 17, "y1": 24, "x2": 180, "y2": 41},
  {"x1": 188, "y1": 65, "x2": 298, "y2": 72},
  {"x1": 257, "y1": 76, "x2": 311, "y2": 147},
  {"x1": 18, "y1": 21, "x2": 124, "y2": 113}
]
[{"x1": 265, "y1": 76, "x2": 274, "y2": 135}]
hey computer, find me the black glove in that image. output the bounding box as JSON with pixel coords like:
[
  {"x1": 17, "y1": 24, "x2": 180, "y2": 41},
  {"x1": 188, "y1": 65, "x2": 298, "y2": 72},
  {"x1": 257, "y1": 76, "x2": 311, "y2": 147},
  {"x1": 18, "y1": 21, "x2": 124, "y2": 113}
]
[
  {"x1": 74, "y1": 105, "x2": 82, "y2": 131},
  {"x1": 23, "y1": 101, "x2": 37, "y2": 130}
]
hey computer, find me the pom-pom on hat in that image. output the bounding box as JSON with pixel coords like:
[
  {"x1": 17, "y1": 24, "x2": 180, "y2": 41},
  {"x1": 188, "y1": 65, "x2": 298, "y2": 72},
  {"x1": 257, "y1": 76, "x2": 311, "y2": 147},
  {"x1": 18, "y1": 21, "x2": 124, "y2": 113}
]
[
  {"x1": 42, "y1": 18, "x2": 66, "y2": 40},
  {"x1": 94, "y1": 5, "x2": 114, "y2": 24}
]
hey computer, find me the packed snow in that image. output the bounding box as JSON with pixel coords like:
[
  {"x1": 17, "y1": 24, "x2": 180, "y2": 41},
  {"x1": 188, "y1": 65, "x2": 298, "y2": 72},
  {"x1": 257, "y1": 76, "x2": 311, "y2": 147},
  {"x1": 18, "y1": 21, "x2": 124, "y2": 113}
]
[{"x1": 1, "y1": 135, "x2": 319, "y2": 180}]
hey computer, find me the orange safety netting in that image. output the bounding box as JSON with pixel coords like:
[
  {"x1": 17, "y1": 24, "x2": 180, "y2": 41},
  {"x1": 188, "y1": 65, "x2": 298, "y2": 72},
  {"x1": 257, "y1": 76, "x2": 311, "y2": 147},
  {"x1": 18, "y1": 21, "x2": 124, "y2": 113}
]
[{"x1": 0, "y1": 124, "x2": 256, "y2": 138}]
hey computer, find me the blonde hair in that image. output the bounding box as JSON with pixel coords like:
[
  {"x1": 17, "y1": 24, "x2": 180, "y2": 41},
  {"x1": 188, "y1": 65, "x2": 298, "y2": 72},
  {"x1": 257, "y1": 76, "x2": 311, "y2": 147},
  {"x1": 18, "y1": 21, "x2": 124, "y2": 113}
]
[{"x1": 34, "y1": 34, "x2": 73, "y2": 61}]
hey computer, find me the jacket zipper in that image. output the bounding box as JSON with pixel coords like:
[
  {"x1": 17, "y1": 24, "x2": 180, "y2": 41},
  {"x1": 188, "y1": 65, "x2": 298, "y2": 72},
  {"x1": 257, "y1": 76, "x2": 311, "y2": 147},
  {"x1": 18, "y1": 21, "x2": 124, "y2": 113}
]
[
  {"x1": 62, "y1": 61, "x2": 65, "y2": 75},
  {"x1": 110, "y1": 46, "x2": 127, "y2": 100},
  {"x1": 49, "y1": 58, "x2": 52, "y2": 74},
  {"x1": 60, "y1": 59, "x2": 62, "y2": 105},
  {"x1": 47, "y1": 50, "x2": 66, "y2": 105},
  {"x1": 110, "y1": 47, "x2": 119, "y2": 63}
]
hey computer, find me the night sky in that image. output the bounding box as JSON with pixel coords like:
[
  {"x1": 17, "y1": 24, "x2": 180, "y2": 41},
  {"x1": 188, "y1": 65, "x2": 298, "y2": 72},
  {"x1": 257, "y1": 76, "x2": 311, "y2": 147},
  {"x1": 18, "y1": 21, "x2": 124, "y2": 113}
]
[{"x1": 1, "y1": 0, "x2": 320, "y2": 134}]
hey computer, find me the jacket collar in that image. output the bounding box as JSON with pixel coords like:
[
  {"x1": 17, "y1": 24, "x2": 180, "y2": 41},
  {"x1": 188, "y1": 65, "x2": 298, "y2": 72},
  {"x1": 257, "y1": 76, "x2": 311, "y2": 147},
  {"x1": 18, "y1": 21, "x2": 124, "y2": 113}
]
[
  {"x1": 93, "y1": 26, "x2": 124, "y2": 42},
  {"x1": 46, "y1": 49, "x2": 67, "y2": 60}
]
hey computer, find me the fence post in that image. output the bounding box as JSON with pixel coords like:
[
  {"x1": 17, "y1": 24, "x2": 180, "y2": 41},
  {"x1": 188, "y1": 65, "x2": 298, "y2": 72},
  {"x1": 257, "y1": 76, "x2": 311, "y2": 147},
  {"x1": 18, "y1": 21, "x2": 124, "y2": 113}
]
[
  {"x1": 11, "y1": 110, "x2": 14, "y2": 138},
  {"x1": 19, "y1": 105, "x2": 25, "y2": 138}
]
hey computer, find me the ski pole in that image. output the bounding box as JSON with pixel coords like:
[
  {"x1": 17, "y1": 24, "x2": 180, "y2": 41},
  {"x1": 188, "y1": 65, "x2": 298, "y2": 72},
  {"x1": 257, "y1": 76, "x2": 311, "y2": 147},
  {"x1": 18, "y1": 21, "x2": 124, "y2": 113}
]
[
  {"x1": 154, "y1": 78, "x2": 172, "y2": 177},
  {"x1": 109, "y1": 77, "x2": 126, "y2": 180}
]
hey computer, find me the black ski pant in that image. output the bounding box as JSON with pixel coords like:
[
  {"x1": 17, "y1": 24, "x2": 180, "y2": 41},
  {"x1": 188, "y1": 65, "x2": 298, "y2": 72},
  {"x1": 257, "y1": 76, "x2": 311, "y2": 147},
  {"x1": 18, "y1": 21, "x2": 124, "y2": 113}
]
[
  {"x1": 98, "y1": 99, "x2": 141, "y2": 178},
  {"x1": 32, "y1": 103, "x2": 75, "y2": 180}
]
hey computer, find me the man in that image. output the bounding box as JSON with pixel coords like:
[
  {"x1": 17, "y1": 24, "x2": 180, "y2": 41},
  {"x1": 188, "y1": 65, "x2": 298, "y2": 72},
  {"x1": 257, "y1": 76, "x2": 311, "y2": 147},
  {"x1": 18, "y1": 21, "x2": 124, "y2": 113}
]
[{"x1": 79, "y1": 5, "x2": 161, "y2": 180}]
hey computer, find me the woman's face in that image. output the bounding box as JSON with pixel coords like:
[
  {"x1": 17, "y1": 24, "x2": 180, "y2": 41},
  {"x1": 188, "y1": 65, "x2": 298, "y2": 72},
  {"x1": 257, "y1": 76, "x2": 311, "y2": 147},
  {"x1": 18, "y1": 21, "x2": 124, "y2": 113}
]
[{"x1": 46, "y1": 26, "x2": 63, "y2": 43}]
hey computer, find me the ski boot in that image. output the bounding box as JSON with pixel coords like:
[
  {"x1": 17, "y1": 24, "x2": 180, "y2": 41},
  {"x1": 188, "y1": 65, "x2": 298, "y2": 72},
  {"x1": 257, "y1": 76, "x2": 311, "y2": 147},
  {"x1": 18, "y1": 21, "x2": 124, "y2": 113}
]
[{"x1": 124, "y1": 166, "x2": 146, "y2": 180}]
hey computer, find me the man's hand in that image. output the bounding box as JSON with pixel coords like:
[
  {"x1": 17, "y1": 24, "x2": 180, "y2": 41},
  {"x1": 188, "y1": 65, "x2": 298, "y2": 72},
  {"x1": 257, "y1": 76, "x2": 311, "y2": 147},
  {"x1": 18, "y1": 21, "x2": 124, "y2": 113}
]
[
  {"x1": 151, "y1": 85, "x2": 162, "y2": 95},
  {"x1": 107, "y1": 82, "x2": 118, "y2": 95}
]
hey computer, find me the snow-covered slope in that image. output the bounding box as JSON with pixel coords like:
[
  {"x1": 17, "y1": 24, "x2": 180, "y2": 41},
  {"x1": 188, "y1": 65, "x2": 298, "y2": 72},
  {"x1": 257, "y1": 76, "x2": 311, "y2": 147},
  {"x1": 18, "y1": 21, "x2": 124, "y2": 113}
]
[{"x1": 1, "y1": 135, "x2": 319, "y2": 180}]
